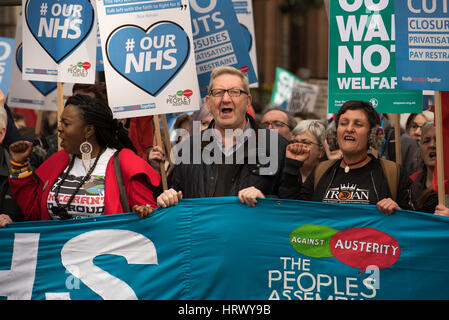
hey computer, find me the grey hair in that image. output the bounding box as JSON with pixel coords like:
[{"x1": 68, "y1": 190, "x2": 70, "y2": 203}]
[
  {"x1": 207, "y1": 66, "x2": 250, "y2": 94},
  {"x1": 0, "y1": 106, "x2": 7, "y2": 130},
  {"x1": 292, "y1": 119, "x2": 326, "y2": 146},
  {"x1": 420, "y1": 121, "x2": 435, "y2": 140}
]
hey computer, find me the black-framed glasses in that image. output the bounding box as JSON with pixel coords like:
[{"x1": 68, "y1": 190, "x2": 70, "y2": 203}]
[
  {"x1": 209, "y1": 88, "x2": 248, "y2": 98},
  {"x1": 261, "y1": 120, "x2": 288, "y2": 129},
  {"x1": 411, "y1": 122, "x2": 424, "y2": 131},
  {"x1": 291, "y1": 139, "x2": 321, "y2": 147}
]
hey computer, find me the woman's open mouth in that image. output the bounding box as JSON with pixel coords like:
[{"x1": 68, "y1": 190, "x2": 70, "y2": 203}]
[{"x1": 428, "y1": 151, "x2": 436, "y2": 161}]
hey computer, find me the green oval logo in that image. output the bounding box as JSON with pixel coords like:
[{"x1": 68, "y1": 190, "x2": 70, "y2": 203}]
[{"x1": 290, "y1": 224, "x2": 339, "y2": 258}]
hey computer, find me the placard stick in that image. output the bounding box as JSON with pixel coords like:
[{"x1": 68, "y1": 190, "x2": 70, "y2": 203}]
[
  {"x1": 153, "y1": 115, "x2": 168, "y2": 191},
  {"x1": 392, "y1": 113, "x2": 402, "y2": 165},
  {"x1": 35, "y1": 110, "x2": 43, "y2": 135},
  {"x1": 57, "y1": 82, "x2": 64, "y2": 151},
  {"x1": 160, "y1": 114, "x2": 172, "y2": 166},
  {"x1": 434, "y1": 91, "x2": 446, "y2": 205}
]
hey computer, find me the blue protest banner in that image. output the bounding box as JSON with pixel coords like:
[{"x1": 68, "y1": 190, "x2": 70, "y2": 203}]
[
  {"x1": 7, "y1": 11, "x2": 73, "y2": 111},
  {"x1": 232, "y1": 0, "x2": 258, "y2": 86},
  {"x1": 395, "y1": 0, "x2": 449, "y2": 90},
  {"x1": 190, "y1": 0, "x2": 258, "y2": 97},
  {"x1": 24, "y1": 0, "x2": 95, "y2": 64},
  {"x1": 96, "y1": 0, "x2": 200, "y2": 118},
  {"x1": 22, "y1": 0, "x2": 97, "y2": 83},
  {"x1": 1, "y1": 197, "x2": 449, "y2": 300},
  {"x1": 0, "y1": 37, "x2": 15, "y2": 97},
  {"x1": 107, "y1": 21, "x2": 191, "y2": 96},
  {"x1": 16, "y1": 44, "x2": 57, "y2": 96}
]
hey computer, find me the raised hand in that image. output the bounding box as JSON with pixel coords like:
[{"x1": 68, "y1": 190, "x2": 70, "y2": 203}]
[
  {"x1": 9, "y1": 141, "x2": 34, "y2": 164},
  {"x1": 286, "y1": 143, "x2": 310, "y2": 163}
]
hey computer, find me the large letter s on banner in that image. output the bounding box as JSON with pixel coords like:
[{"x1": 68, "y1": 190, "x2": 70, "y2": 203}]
[{"x1": 61, "y1": 229, "x2": 158, "y2": 300}]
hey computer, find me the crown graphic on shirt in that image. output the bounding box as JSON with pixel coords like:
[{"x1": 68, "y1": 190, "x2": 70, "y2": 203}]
[{"x1": 340, "y1": 183, "x2": 357, "y2": 191}]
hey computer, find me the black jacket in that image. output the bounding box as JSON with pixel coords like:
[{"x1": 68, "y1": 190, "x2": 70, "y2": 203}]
[
  {"x1": 380, "y1": 117, "x2": 419, "y2": 177},
  {"x1": 410, "y1": 169, "x2": 437, "y2": 213},
  {"x1": 0, "y1": 146, "x2": 25, "y2": 222},
  {"x1": 170, "y1": 116, "x2": 289, "y2": 198}
]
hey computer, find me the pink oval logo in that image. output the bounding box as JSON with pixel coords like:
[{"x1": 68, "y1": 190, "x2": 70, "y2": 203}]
[
  {"x1": 330, "y1": 228, "x2": 400, "y2": 274},
  {"x1": 240, "y1": 66, "x2": 249, "y2": 73},
  {"x1": 183, "y1": 89, "x2": 193, "y2": 97},
  {"x1": 82, "y1": 62, "x2": 91, "y2": 70}
]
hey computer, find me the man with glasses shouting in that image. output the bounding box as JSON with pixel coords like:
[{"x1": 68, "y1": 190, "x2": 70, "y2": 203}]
[{"x1": 156, "y1": 66, "x2": 289, "y2": 208}]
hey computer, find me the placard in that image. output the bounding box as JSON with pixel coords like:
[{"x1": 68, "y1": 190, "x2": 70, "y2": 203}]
[
  {"x1": 191, "y1": 0, "x2": 257, "y2": 97},
  {"x1": 270, "y1": 67, "x2": 302, "y2": 109},
  {"x1": 286, "y1": 81, "x2": 319, "y2": 114},
  {"x1": 96, "y1": 0, "x2": 200, "y2": 118},
  {"x1": 22, "y1": 0, "x2": 97, "y2": 83},
  {"x1": 8, "y1": 11, "x2": 73, "y2": 111},
  {"x1": 328, "y1": 0, "x2": 422, "y2": 113},
  {"x1": 0, "y1": 37, "x2": 15, "y2": 97},
  {"x1": 395, "y1": 0, "x2": 449, "y2": 90},
  {"x1": 232, "y1": 0, "x2": 258, "y2": 87}
]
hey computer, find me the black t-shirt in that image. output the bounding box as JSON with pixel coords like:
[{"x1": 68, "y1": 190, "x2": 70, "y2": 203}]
[
  {"x1": 319, "y1": 161, "x2": 386, "y2": 205},
  {"x1": 279, "y1": 156, "x2": 414, "y2": 210}
]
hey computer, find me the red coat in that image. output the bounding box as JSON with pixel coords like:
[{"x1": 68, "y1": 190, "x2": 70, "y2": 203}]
[{"x1": 9, "y1": 148, "x2": 161, "y2": 221}]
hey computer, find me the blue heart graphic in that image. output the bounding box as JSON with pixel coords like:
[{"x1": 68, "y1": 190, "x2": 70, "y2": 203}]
[
  {"x1": 25, "y1": 0, "x2": 94, "y2": 63},
  {"x1": 106, "y1": 21, "x2": 190, "y2": 97},
  {"x1": 240, "y1": 24, "x2": 252, "y2": 52},
  {"x1": 16, "y1": 44, "x2": 57, "y2": 96}
]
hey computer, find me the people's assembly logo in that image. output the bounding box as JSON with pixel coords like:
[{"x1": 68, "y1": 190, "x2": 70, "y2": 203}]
[
  {"x1": 289, "y1": 224, "x2": 400, "y2": 274},
  {"x1": 369, "y1": 98, "x2": 379, "y2": 108},
  {"x1": 67, "y1": 61, "x2": 91, "y2": 78},
  {"x1": 166, "y1": 89, "x2": 193, "y2": 106}
]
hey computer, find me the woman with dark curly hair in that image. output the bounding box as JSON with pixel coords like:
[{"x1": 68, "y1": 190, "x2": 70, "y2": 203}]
[{"x1": 3, "y1": 94, "x2": 160, "y2": 226}]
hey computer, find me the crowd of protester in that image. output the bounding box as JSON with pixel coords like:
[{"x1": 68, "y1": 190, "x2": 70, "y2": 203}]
[{"x1": 0, "y1": 66, "x2": 448, "y2": 228}]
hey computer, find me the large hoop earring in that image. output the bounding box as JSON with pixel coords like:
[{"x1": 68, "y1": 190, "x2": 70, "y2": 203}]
[{"x1": 80, "y1": 140, "x2": 93, "y2": 171}]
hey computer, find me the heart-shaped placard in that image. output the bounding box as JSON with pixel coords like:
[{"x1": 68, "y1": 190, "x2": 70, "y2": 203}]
[
  {"x1": 106, "y1": 21, "x2": 190, "y2": 97},
  {"x1": 16, "y1": 44, "x2": 57, "y2": 96},
  {"x1": 25, "y1": 0, "x2": 94, "y2": 63}
]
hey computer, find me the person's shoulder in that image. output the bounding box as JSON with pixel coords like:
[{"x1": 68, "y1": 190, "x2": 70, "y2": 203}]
[
  {"x1": 118, "y1": 148, "x2": 146, "y2": 164},
  {"x1": 117, "y1": 148, "x2": 161, "y2": 185},
  {"x1": 35, "y1": 149, "x2": 69, "y2": 174},
  {"x1": 400, "y1": 133, "x2": 418, "y2": 146},
  {"x1": 278, "y1": 133, "x2": 290, "y2": 148},
  {"x1": 371, "y1": 156, "x2": 395, "y2": 171},
  {"x1": 43, "y1": 149, "x2": 69, "y2": 164}
]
